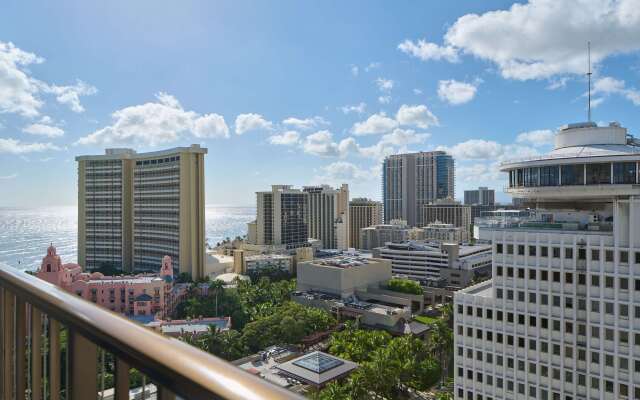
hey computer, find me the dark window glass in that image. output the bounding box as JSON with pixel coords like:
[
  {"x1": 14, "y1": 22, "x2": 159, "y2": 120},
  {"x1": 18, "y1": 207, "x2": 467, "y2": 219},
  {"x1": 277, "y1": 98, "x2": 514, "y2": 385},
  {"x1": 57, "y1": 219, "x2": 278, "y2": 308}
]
[
  {"x1": 540, "y1": 166, "x2": 559, "y2": 186},
  {"x1": 613, "y1": 162, "x2": 636, "y2": 184},
  {"x1": 561, "y1": 164, "x2": 584, "y2": 185},
  {"x1": 586, "y1": 163, "x2": 611, "y2": 184}
]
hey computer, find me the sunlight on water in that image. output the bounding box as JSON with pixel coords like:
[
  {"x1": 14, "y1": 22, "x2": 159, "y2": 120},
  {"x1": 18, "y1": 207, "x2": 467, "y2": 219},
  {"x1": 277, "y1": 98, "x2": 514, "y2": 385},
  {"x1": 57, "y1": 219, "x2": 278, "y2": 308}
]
[{"x1": 0, "y1": 205, "x2": 255, "y2": 271}]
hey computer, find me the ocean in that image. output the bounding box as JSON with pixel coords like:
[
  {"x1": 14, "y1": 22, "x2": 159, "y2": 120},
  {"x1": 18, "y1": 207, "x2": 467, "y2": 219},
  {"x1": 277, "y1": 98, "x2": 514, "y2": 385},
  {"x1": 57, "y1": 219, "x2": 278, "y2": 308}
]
[{"x1": 0, "y1": 205, "x2": 255, "y2": 271}]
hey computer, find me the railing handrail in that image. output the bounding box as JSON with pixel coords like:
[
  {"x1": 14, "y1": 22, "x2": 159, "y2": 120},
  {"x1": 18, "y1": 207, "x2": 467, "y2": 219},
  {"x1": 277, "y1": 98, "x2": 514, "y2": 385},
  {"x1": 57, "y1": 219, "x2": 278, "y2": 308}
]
[{"x1": 0, "y1": 267, "x2": 303, "y2": 400}]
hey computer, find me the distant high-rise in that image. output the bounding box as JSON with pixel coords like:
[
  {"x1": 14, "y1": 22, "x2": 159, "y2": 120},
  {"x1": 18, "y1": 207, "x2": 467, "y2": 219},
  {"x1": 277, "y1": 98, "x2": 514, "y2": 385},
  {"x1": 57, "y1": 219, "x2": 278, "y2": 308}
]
[
  {"x1": 254, "y1": 185, "x2": 308, "y2": 249},
  {"x1": 77, "y1": 145, "x2": 207, "y2": 278},
  {"x1": 382, "y1": 151, "x2": 454, "y2": 226},
  {"x1": 422, "y1": 198, "x2": 471, "y2": 231},
  {"x1": 463, "y1": 186, "x2": 495, "y2": 205},
  {"x1": 304, "y1": 184, "x2": 349, "y2": 250},
  {"x1": 349, "y1": 198, "x2": 382, "y2": 249}
]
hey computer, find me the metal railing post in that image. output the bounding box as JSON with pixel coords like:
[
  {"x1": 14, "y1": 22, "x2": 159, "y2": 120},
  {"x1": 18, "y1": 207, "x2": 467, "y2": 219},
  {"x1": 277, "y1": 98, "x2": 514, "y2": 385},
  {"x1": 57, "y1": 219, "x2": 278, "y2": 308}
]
[
  {"x1": 48, "y1": 318, "x2": 61, "y2": 400},
  {"x1": 31, "y1": 307, "x2": 43, "y2": 400},
  {"x1": 16, "y1": 297, "x2": 27, "y2": 399},
  {"x1": 1, "y1": 288, "x2": 15, "y2": 399},
  {"x1": 68, "y1": 329, "x2": 97, "y2": 400}
]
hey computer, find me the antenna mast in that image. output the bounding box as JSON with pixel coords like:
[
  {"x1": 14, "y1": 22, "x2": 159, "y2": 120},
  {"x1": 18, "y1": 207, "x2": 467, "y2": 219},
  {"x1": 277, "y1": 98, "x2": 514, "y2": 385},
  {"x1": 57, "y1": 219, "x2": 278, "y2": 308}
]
[{"x1": 587, "y1": 41, "x2": 592, "y2": 122}]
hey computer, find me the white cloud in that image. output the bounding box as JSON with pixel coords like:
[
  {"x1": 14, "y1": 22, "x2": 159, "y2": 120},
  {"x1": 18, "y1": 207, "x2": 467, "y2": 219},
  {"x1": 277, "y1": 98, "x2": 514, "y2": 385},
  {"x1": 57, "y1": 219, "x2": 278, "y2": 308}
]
[
  {"x1": 401, "y1": 0, "x2": 640, "y2": 80},
  {"x1": 395, "y1": 104, "x2": 439, "y2": 129},
  {"x1": 350, "y1": 65, "x2": 359, "y2": 77},
  {"x1": 0, "y1": 173, "x2": 18, "y2": 180},
  {"x1": 413, "y1": 88, "x2": 423, "y2": 95},
  {"x1": 40, "y1": 80, "x2": 97, "y2": 113},
  {"x1": 22, "y1": 123, "x2": 64, "y2": 138},
  {"x1": 0, "y1": 41, "x2": 97, "y2": 117},
  {"x1": 302, "y1": 130, "x2": 341, "y2": 157},
  {"x1": 439, "y1": 139, "x2": 503, "y2": 160},
  {"x1": 437, "y1": 80, "x2": 478, "y2": 105},
  {"x1": 352, "y1": 112, "x2": 398, "y2": 136},
  {"x1": 358, "y1": 129, "x2": 430, "y2": 161},
  {"x1": 516, "y1": 129, "x2": 554, "y2": 146},
  {"x1": 316, "y1": 161, "x2": 379, "y2": 183},
  {"x1": 457, "y1": 162, "x2": 502, "y2": 183},
  {"x1": 546, "y1": 77, "x2": 570, "y2": 90},
  {"x1": 365, "y1": 62, "x2": 381, "y2": 72},
  {"x1": 268, "y1": 131, "x2": 300, "y2": 146},
  {"x1": 282, "y1": 116, "x2": 328, "y2": 130},
  {"x1": 378, "y1": 95, "x2": 391, "y2": 104},
  {"x1": 592, "y1": 76, "x2": 640, "y2": 106},
  {"x1": 0, "y1": 41, "x2": 44, "y2": 117},
  {"x1": 235, "y1": 113, "x2": 273, "y2": 135},
  {"x1": 397, "y1": 39, "x2": 460, "y2": 62},
  {"x1": 77, "y1": 92, "x2": 230, "y2": 146},
  {"x1": 0, "y1": 138, "x2": 60, "y2": 154},
  {"x1": 340, "y1": 102, "x2": 367, "y2": 115},
  {"x1": 193, "y1": 113, "x2": 230, "y2": 138},
  {"x1": 375, "y1": 77, "x2": 394, "y2": 92}
]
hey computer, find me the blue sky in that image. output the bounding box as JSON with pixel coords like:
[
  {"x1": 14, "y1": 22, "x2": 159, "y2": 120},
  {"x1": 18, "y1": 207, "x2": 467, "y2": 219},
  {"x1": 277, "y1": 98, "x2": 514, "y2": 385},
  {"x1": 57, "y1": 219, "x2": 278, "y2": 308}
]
[{"x1": 1, "y1": 0, "x2": 640, "y2": 207}]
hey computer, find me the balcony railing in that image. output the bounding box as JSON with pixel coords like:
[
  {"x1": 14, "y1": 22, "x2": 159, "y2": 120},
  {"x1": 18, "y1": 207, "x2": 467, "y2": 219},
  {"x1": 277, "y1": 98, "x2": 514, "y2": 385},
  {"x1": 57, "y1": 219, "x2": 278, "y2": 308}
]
[{"x1": 0, "y1": 266, "x2": 301, "y2": 400}]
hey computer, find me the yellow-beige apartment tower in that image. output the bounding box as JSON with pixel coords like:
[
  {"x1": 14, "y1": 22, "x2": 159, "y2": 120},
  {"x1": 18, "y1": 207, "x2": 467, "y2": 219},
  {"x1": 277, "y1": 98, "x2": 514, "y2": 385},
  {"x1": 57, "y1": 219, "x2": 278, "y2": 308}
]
[
  {"x1": 76, "y1": 145, "x2": 207, "y2": 279},
  {"x1": 349, "y1": 198, "x2": 382, "y2": 249}
]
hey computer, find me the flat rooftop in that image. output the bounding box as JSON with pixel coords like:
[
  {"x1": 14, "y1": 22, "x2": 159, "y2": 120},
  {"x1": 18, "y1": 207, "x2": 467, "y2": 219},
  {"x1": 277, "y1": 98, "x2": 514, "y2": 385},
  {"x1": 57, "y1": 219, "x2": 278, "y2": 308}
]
[
  {"x1": 308, "y1": 255, "x2": 376, "y2": 269},
  {"x1": 460, "y1": 280, "x2": 493, "y2": 298}
]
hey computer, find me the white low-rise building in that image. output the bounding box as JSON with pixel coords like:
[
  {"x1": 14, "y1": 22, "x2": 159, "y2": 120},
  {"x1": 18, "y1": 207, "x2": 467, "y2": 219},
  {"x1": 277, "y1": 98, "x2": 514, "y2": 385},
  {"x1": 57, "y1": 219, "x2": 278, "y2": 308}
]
[{"x1": 373, "y1": 241, "x2": 491, "y2": 287}]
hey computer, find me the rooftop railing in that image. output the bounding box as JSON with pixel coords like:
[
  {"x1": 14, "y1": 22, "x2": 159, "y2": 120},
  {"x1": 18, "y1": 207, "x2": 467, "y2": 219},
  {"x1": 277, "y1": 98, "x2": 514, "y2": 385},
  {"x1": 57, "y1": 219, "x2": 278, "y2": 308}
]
[{"x1": 0, "y1": 266, "x2": 302, "y2": 400}]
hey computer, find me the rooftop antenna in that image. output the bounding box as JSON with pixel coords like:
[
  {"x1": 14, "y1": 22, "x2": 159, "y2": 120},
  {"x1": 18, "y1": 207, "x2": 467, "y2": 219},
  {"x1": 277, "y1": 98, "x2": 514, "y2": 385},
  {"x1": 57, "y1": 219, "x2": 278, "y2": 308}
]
[{"x1": 587, "y1": 41, "x2": 592, "y2": 122}]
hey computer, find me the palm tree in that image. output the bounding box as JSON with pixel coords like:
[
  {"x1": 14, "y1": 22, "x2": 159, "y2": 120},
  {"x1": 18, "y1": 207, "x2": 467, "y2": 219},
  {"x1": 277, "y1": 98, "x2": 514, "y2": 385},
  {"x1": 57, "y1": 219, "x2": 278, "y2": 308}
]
[{"x1": 209, "y1": 280, "x2": 225, "y2": 317}]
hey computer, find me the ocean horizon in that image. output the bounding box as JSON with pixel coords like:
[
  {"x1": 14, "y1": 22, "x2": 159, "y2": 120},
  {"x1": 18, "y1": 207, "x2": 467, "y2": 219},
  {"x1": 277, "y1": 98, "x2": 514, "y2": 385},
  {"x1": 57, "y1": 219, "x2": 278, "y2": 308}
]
[{"x1": 0, "y1": 205, "x2": 255, "y2": 272}]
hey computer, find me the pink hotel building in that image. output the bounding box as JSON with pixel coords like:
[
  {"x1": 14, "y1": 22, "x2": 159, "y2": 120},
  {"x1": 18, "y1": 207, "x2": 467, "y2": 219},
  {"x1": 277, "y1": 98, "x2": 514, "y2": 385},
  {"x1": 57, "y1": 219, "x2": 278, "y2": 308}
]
[{"x1": 37, "y1": 245, "x2": 177, "y2": 320}]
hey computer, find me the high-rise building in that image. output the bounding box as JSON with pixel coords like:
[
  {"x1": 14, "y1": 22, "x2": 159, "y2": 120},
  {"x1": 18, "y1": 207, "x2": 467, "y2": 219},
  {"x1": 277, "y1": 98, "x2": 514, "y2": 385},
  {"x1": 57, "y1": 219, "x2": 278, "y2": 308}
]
[
  {"x1": 254, "y1": 185, "x2": 308, "y2": 249},
  {"x1": 464, "y1": 186, "x2": 495, "y2": 205},
  {"x1": 454, "y1": 121, "x2": 640, "y2": 400},
  {"x1": 304, "y1": 184, "x2": 349, "y2": 249},
  {"x1": 349, "y1": 198, "x2": 382, "y2": 249},
  {"x1": 77, "y1": 145, "x2": 207, "y2": 278},
  {"x1": 382, "y1": 151, "x2": 454, "y2": 226},
  {"x1": 422, "y1": 198, "x2": 471, "y2": 231}
]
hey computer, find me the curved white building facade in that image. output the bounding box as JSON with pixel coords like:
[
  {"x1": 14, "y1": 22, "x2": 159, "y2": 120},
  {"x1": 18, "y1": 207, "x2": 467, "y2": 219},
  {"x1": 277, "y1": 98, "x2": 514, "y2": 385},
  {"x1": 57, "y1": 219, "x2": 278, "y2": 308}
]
[{"x1": 455, "y1": 122, "x2": 640, "y2": 400}]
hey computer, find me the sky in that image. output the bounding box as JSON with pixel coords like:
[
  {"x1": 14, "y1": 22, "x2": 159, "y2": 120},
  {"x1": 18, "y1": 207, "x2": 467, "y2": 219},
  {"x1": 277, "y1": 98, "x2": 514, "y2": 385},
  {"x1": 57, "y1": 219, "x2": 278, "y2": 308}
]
[{"x1": 1, "y1": 0, "x2": 640, "y2": 207}]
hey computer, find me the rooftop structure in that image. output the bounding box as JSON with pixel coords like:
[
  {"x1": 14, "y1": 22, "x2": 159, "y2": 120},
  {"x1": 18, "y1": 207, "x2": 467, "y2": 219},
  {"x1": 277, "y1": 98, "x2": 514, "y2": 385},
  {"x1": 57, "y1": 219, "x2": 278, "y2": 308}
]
[
  {"x1": 455, "y1": 121, "x2": 640, "y2": 400},
  {"x1": 146, "y1": 317, "x2": 231, "y2": 338},
  {"x1": 276, "y1": 351, "x2": 358, "y2": 389}
]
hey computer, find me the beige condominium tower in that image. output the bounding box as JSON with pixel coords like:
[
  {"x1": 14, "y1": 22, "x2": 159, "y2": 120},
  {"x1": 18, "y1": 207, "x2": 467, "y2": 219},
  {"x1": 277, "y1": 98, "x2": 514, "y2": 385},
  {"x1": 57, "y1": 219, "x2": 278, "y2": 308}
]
[
  {"x1": 303, "y1": 184, "x2": 350, "y2": 250},
  {"x1": 76, "y1": 145, "x2": 207, "y2": 278},
  {"x1": 349, "y1": 198, "x2": 382, "y2": 249}
]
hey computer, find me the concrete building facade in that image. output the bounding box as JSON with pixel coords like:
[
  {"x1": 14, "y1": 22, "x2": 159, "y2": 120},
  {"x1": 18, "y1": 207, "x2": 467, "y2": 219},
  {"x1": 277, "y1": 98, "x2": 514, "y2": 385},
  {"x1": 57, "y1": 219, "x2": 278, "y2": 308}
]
[
  {"x1": 382, "y1": 151, "x2": 454, "y2": 227},
  {"x1": 373, "y1": 241, "x2": 492, "y2": 286},
  {"x1": 77, "y1": 145, "x2": 207, "y2": 278},
  {"x1": 454, "y1": 121, "x2": 640, "y2": 400},
  {"x1": 304, "y1": 184, "x2": 349, "y2": 250},
  {"x1": 360, "y1": 220, "x2": 411, "y2": 250},
  {"x1": 254, "y1": 185, "x2": 308, "y2": 249},
  {"x1": 464, "y1": 186, "x2": 495, "y2": 206},
  {"x1": 422, "y1": 199, "x2": 471, "y2": 231},
  {"x1": 349, "y1": 198, "x2": 382, "y2": 249}
]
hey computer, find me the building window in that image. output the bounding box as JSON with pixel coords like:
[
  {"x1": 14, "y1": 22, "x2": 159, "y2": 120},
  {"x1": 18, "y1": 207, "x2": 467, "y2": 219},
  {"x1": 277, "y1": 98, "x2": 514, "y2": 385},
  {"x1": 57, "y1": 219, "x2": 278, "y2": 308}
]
[{"x1": 586, "y1": 163, "x2": 611, "y2": 184}]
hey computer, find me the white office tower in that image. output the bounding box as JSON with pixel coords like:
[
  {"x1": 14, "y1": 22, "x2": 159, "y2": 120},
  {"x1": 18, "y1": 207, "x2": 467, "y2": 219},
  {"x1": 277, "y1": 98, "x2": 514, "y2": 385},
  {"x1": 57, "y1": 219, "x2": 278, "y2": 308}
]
[
  {"x1": 304, "y1": 184, "x2": 350, "y2": 249},
  {"x1": 454, "y1": 121, "x2": 640, "y2": 400}
]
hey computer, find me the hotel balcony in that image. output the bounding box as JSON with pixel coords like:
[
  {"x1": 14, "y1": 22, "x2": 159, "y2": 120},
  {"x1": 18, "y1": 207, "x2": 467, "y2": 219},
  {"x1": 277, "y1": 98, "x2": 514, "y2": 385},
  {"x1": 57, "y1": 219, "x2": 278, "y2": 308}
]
[{"x1": 0, "y1": 267, "x2": 300, "y2": 400}]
